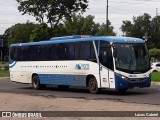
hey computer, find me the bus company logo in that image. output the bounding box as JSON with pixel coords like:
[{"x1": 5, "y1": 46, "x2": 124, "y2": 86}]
[
  {"x1": 129, "y1": 75, "x2": 137, "y2": 78},
  {"x1": 76, "y1": 64, "x2": 89, "y2": 70}
]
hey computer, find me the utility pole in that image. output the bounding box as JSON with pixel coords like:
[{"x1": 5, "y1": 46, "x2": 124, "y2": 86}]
[
  {"x1": 0, "y1": 37, "x2": 3, "y2": 62},
  {"x1": 156, "y1": 8, "x2": 158, "y2": 16},
  {"x1": 156, "y1": 8, "x2": 158, "y2": 32},
  {"x1": 156, "y1": 8, "x2": 158, "y2": 47},
  {"x1": 106, "y1": 0, "x2": 108, "y2": 33}
]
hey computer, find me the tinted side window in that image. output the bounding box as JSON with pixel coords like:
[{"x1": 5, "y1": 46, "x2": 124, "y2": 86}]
[
  {"x1": 28, "y1": 46, "x2": 34, "y2": 61},
  {"x1": 10, "y1": 47, "x2": 18, "y2": 61},
  {"x1": 17, "y1": 47, "x2": 22, "y2": 61},
  {"x1": 79, "y1": 42, "x2": 90, "y2": 60},
  {"x1": 47, "y1": 44, "x2": 59, "y2": 60},
  {"x1": 57, "y1": 43, "x2": 66, "y2": 60},
  {"x1": 21, "y1": 46, "x2": 30, "y2": 61},
  {"x1": 27, "y1": 45, "x2": 42, "y2": 61},
  {"x1": 74, "y1": 41, "x2": 97, "y2": 61},
  {"x1": 10, "y1": 41, "x2": 97, "y2": 62},
  {"x1": 75, "y1": 43, "x2": 80, "y2": 60},
  {"x1": 66, "y1": 43, "x2": 75, "y2": 60}
]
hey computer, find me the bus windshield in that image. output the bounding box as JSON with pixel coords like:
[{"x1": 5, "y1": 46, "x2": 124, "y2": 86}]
[{"x1": 114, "y1": 43, "x2": 150, "y2": 73}]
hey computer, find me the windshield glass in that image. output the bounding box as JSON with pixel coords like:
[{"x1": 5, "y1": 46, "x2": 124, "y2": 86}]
[{"x1": 114, "y1": 43, "x2": 150, "y2": 73}]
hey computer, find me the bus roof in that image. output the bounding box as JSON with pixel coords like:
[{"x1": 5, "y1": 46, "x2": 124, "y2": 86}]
[{"x1": 10, "y1": 35, "x2": 145, "y2": 47}]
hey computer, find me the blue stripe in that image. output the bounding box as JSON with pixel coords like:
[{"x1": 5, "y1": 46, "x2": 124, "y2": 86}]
[
  {"x1": 39, "y1": 74, "x2": 86, "y2": 87},
  {"x1": 9, "y1": 61, "x2": 17, "y2": 68}
]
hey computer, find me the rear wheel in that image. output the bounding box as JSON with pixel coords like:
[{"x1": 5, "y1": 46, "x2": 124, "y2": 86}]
[
  {"x1": 32, "y1": 75, "x2": 40, "y2": 90},
  {"x1": 88, "y1": 77, "x2": 99, "y2": 94}
]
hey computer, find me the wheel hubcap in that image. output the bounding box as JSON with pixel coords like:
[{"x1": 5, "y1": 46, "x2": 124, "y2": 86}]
[
  {"x1": 33, "y1": 78, "x2": 38, "y2": 87},
  {"x1": 90, "y1": 80, "x2": 96, "y2": 91}
]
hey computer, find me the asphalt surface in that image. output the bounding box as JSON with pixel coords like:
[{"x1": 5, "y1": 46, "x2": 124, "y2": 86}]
[{"x1": 0, "y1": 78, "x2": 160, "y2": 105}]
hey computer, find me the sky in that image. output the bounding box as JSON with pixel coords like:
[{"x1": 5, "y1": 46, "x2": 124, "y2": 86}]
[{"x1": 0, "y1": 0, "x2": 160, "y2": 36}]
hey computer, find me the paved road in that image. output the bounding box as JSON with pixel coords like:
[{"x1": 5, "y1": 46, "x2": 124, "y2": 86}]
[{"x1": 0, "y1": 78, "x2": 160, "y2": 105}]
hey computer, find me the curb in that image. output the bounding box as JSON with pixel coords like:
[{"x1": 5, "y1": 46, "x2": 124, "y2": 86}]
[
  {"x1": 151, "y1": 82, "x2": 160, "y2": 86},
  {"x1": 0, "y1": 77, "x2": 10, "y2": 79}
]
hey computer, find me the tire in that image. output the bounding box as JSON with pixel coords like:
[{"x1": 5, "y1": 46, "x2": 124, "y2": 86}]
[
  {"x1": 32, "y1": 75, "x2": 41, "y2": 90},
  {"x1": 88, "y1": 77, "x2": 99, "y2": 94}
]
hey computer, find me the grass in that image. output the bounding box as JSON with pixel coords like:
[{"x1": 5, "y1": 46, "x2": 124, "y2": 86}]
[
  {"x1": 0, "y1": 70, "x2": 9, "y2": 77},
  {"x1": 0, "y1": 62, "x2": 9, "y2": 77},
  {"x1": 151, "y1": 72, "x2": 160, "y2": 82},
  {"x1": 0, "y1": 62, "x2": 8, "y2": 67}
]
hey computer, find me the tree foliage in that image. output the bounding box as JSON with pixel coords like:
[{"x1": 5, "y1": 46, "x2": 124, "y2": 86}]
[
  {"x1": 121, "y1": 13, "x2": 160, "y2": 49},
  {"x1": 4, "y1": 14, "x2": 116, "y2": 45},
  {"x1": 29, "y1": 23, "x2": 52, "y2": 42},
  {"x1": 96, "y1": 21, "x2": 116, "y2": 36},
  {"x1": 150, "y1": 16, "x2": 160, "y2": 48},
  {"x1": 149, "y1": 48, "x2": 160, "y2": 58},
  {"x1": 63, "y1": 14, "x2": 99, "y2": 35},
  {"x1": 16, "y1": 0, "x2": 88, "y2": 29},
  {"x1": 62, "y1": 14, "x2": 116, "y2": 36},
  {"x1": 5, "y1": 22, "x2": 38, "y2": 45}
]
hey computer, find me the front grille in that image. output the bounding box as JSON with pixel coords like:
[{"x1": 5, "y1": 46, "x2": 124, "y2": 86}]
[
  {"x1": 128, "y1": 82, "x2": 145, "y2": 88},
  {"x1": 127, "y1": 78, "x2": 147, "y2": 82}
]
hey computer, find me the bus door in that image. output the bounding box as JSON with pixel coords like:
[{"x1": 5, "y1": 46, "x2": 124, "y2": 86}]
[{"x1": 99, "y1": 42, "x2": 114, "y2": 88}]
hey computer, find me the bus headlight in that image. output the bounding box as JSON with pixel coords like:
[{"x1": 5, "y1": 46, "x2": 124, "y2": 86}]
[
  {"x1": 122, "y1": 76, "x2": 127, "y2": 79},
  {"x1": 121, "y1": 76, "x2": 130, "y2": 80},
  {"x1": 117, "y1": 74, "x2": 129, "y2": 80}
]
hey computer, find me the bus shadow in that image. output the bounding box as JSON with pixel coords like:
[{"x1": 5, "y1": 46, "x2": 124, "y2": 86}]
[
  {"x1": 100, "y1": 89, "x2": 150, "y2": 96},
  {"x1": 20, "y1": 86, "x2": 152, "y2": 96}
]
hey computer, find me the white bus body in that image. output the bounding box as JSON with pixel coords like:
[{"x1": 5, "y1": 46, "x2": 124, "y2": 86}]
[{"x1": 9, "y1": 35, "x2": 151, "y2": 93}]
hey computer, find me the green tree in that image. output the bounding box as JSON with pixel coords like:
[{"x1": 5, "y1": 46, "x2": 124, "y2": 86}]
[
  {"x1": 16, "y1": 0, "x2": 88, "y2": 29},
  {"x1": 63, "y1": 14, "x2": 99, "y2": 35},
  {"x1": 121, "y1": 20, "x2": 133, "y2": 36},
  {"x1": 121, "y1": 13, "x2": 151, "y2": 38},
  {"x1": 4, "y1": 22, "x2": 38, "y2": 45},
  {"x1": 149, "y1": 48, "x2": 160, "y2": 59},
  {"x1": 150, "y1": 16, "x2": 160, "y2": 48},
  {"x1": 96, "y1": 21, "x2": 116, "y2": 36},
  {"x1": 62, "y1": 14, "x2": 115, "y2": 36},
  {"x1": 29, "y1": 23, "x2": 52, "y2": 42},
  {"x1": 121, "y1": 13, "x2": 160, "y2": 49}
]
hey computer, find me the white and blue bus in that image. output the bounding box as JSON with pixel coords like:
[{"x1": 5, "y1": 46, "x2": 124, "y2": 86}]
[{"x1": 9, "y1": 35, "x2": 151, "y2": 93}]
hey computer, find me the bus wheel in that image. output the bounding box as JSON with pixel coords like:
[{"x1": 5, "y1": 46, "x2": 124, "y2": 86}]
[
  {"x1": 32, "y1": 75, "x2": 40, "y2": 90},
  {"x1": 88, "y1": 77, "x2": 99, "y2": 94}
]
